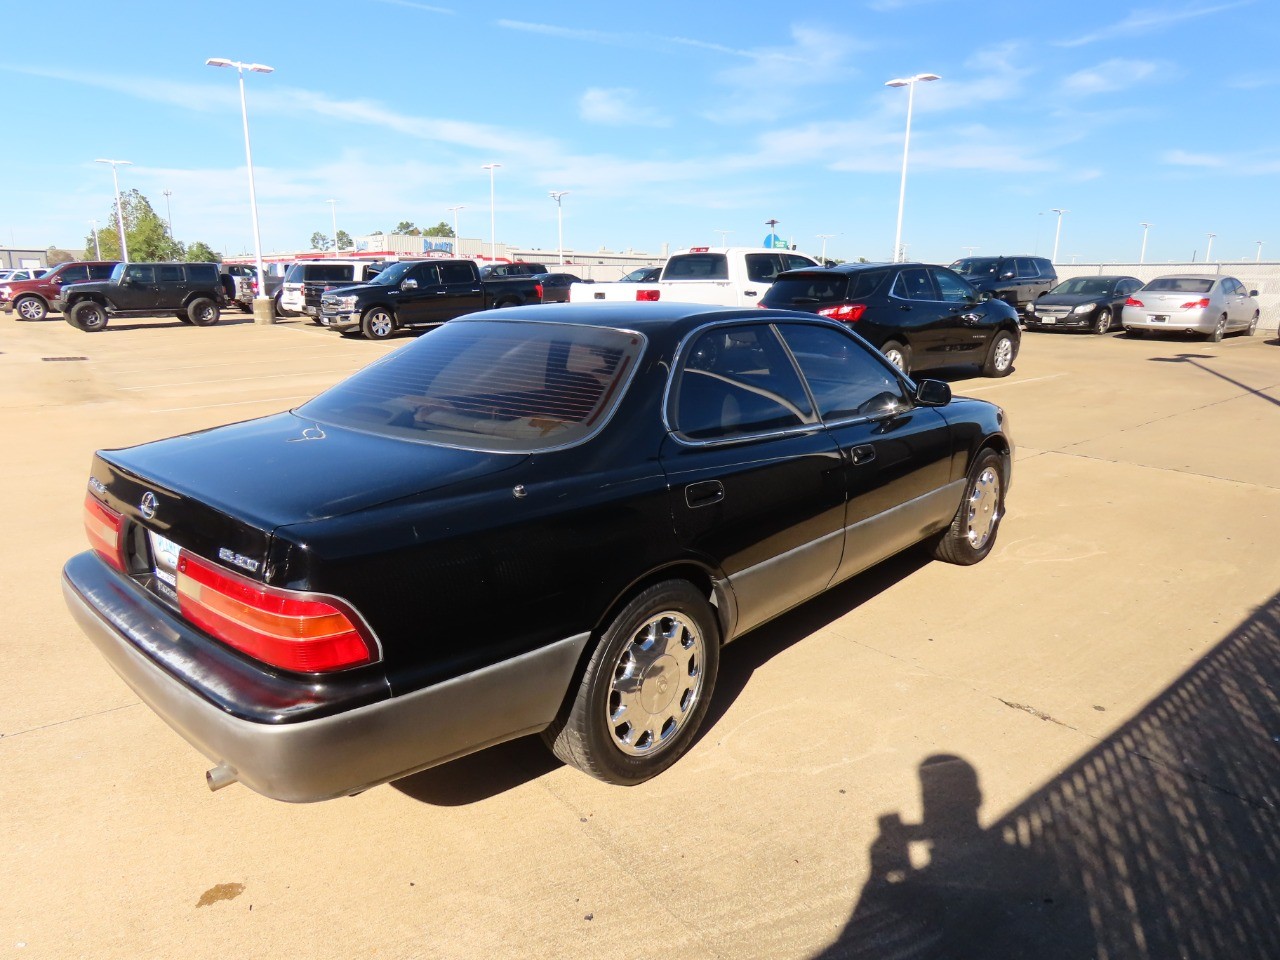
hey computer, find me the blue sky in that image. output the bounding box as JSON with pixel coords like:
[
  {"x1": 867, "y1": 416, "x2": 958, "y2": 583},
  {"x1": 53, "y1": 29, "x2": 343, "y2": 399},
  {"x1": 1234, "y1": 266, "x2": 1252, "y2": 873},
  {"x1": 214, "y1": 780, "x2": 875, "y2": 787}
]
[{"x1": 2, "y1": 0, "x2": 1277, "y2": 265}]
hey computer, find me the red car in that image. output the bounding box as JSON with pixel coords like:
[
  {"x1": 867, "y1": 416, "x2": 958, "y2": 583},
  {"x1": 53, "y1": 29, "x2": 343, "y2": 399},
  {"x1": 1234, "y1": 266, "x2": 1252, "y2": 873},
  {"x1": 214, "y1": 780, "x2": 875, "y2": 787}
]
[{"x1": 1, "y1": 261, "x2": 119, "y2": 321}]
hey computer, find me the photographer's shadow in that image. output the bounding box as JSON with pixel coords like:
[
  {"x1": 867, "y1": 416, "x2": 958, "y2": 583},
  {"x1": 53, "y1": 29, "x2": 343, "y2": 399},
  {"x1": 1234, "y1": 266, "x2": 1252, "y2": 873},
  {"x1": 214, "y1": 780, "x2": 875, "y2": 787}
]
[{"x1": 819, "y1": 754, "x2": 1094, "y2": 959}]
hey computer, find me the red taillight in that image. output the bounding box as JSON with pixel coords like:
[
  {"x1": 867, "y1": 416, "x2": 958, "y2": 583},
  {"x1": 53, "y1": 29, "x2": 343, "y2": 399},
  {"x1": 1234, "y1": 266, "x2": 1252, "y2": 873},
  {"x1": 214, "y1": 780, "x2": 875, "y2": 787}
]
[
  {"x1": 251, "y1": 280, "x2": 259, "y2": 294},
  {"x1": 817, "y1": 303, "x2": 867, "y2": 323},
  {"x1": 636, "y1": 289, "x2": 661, "y2": 302},
  {"x1": 535, "y1": 282, "x2": 544, "y2": 300},
  {"x1": 175, "y1": 550, "x2": 378, "y2": 673},
  {"x1": 84, "y1": 494, "x2": 125, "y2": 572},
  {"x1": 1181, "y1": 298, "x2": 1210, "y2": 310},
  {"x1": 1125, "y1": 297, "x2": 1143, "y2": 307}
]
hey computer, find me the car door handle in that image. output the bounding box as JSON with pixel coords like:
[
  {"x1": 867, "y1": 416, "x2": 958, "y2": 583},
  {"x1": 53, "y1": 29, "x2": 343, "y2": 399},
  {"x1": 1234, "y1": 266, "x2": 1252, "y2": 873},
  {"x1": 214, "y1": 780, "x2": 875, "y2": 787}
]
[
  {"x1": 744, "y1": 290, "x2": 758, "y2": 297},
  {"x1": 850, "y1": 445, "x2": 876, "y2": 465},
  {"x1": 899, "y1": 304, "x2": 912, "y2": 311},
  {"x1": 685, "y1": 480, "x2": 725, "y2": 508}
]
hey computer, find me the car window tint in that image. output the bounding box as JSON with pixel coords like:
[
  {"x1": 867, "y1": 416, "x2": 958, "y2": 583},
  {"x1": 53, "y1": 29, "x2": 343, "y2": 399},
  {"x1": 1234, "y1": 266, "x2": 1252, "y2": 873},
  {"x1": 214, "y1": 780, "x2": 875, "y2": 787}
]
[
  {"x1": 767, "y1": 272, "x2": 849, "y2": 303},
  {"x1": 158, "y1": 265, "x2": 184, "y2": 282},
  {"x1": 125, "y1": 264, "x2": 155, "y2": 283},
  {"x1": 664, "y1": 254, "x2": 729, "y2": 280},
  {"x1": 62, "y1": 265, "x2": 90, "y2": 282},
  {"x1": 745, "y1": 254, "x2": 787, "y2": 283},
  {"x1": 785, "y1": 254, "x2": 817, "y2": 271},
  {"x1": 930, "y1": 267, "x2": 973, "y2": 302},
  {"x1": 776, "y1": 324, "x2": 907, "y2": 422},
  {"x1": 439, "y1": 262, "x2": 476, "y2": 284},
  {"x1": 892, "y1": 267, "x2": 936, "y2": 301},
  {"x1": 187, "y1": 264, "x2": 217, "y2": 283},
  {"x1": 410, "y1": 263, "x2": 440, "y2": 285},
  {"x1": 673, "y1": 324, "x2": 813, "y2": 441},
  {"x1": 1014, "y1": 258, "x2": 1037, "y2": 278},
  {"x1": 299, "y1": 320, "x2": 642, "y2": 453},
  {"x1": 1145, "y1": 277, "x2": 1213, "y2": 294}
]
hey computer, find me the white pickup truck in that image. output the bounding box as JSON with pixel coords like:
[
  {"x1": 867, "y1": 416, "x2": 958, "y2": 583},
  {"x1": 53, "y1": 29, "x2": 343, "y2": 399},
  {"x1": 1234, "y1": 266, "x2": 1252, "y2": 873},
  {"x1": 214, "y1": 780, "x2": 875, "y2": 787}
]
[{"x1": 568, "y1": 246, "x2": 818, "y2": 308}]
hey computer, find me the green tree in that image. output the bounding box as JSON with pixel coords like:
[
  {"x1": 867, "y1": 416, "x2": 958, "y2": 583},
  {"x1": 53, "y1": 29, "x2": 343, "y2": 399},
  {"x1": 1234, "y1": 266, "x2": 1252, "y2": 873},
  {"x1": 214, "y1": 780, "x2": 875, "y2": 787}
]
[
  {"x1": 423, "y1": 221, "x2": 455, "y2": 238},
  {"x1": 84, "y1": 189, "x2": 183, "y2": 261},
  {"x1": 186, "y1": 241, "x2": 221, "y2": 263},
  {"x1": 310, "y1": 232, "x2": 333, "y2": 251},
  {"x1": 336, "y1": 230, "x2": 353, "y2": 251},
  {"x1": 392, "y1": 221, "x2": 421, "y2": 236},
  {"x1": 46, "y1": 247, "x2": 75, "y2": 265}
]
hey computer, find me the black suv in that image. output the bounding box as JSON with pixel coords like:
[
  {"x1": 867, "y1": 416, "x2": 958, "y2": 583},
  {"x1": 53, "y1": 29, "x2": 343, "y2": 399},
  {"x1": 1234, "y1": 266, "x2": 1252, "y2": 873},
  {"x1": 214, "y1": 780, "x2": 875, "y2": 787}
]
[
  {"x1": 57, "y1": 262, "x2": 228, "y2": 332},
  {"x1": 759, "y1": 261, "x2": 1021, "y2": 377},
  {"x1": 948, "y1": 256, "x2": 1057, "y2": 314}
]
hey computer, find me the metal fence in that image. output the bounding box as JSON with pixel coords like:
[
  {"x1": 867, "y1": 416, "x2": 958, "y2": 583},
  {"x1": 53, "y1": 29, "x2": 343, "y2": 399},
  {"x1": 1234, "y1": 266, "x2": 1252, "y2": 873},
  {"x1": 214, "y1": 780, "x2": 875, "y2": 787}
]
[{"x1": 1055, "y1": 261, "x2": 1279, "y2": 333}]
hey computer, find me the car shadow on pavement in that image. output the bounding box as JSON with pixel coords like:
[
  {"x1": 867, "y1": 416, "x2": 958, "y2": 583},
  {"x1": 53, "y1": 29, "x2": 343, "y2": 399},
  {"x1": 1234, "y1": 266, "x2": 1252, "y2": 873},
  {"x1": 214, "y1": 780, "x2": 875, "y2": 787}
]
[
  {"x1": 1151, "y1": 353, "x2": 1280, "y2": 409},
  {"x1": 811, "y1": 589, "x2": 1280, "y2": 960}
]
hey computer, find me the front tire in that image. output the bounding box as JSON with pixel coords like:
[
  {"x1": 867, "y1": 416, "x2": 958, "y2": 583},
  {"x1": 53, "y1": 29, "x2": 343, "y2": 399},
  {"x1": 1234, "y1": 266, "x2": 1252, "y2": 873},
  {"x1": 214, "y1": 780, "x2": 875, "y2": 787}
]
[
  {"x1": 68, "y1": 301, "x2": 108, "y2": 332},
  {"x1": 880, "y1": 340, "x2": 912, "y2": 375},
  {"x1": 1092, "y1": 308, "x2": 1113, "y2": 335},
  {"x1": 187, "y1": 298, "x2": 220, "y2": 326},
  {"x1": 1247, "y1": 312, "x2": 1259, "y2": 336},
  {"x1": 361, "y1": 307, "x2": 395, "y2": 340},
  {"x1": 543, "y1": 580, "x2": 719, "y2": 785},
  {"x1": 933, "y1": 448, "x2": 1006, "y2": 565},
  {"x1": 982, "y1": 330, "x2": 1016, "y2": 377},
  {"x1": 15, "y1": 296, "x2": 47, "y2": 321}
]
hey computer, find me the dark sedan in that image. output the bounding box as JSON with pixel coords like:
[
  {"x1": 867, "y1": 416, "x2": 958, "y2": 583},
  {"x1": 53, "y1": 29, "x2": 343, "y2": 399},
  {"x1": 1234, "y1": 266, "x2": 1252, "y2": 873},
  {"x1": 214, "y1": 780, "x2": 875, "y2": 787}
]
[
  {"x1": 759, "y1": 262, "x2": 1022, "y2": 378},
  {"x1": 1025, "y1": 275, "x2": 1143, "y2": 334},
  {"x1": 62, "y1": 303, "x2": 1012, "y2": 801},
  {"x1": 532, "y1": 272, "x2": 590, "y2": 303}
]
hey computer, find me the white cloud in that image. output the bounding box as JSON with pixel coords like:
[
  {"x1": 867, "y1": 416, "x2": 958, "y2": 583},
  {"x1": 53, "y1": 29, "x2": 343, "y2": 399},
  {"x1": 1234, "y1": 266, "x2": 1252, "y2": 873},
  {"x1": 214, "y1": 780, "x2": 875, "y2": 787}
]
[
  {"x1": 1163, "y1": 149, "x2": 1227, "y2": 167},
  {"x1": 1057, "y1": 1, "x2": 1254, "y2": 48},
  {"x1": 1061, "y1": 59, "x2": 1159, "y2": 95},
  {"x1": 496, "y1": 20, "x2": 778, "y2": 60},
  {"x1": 369, "y1": 0, "x2": 454, "y2": 13},
  {"x1": 579, "y1": 88, "x2": 668, "y2": 127}
]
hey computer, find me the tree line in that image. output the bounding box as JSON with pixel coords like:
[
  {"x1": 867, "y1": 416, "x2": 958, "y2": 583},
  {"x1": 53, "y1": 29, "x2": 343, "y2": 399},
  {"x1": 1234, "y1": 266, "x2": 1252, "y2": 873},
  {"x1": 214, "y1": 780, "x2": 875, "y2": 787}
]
[{"x1": 308, "y1": 220, "x2": 454, "y2": 252}]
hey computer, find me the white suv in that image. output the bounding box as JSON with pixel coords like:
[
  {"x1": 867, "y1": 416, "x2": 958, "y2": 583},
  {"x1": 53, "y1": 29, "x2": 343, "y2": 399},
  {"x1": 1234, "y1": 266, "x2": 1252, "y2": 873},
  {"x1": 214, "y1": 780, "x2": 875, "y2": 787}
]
[{"x1": 279, "y1": 260, "x2": 387, "y2": 320}]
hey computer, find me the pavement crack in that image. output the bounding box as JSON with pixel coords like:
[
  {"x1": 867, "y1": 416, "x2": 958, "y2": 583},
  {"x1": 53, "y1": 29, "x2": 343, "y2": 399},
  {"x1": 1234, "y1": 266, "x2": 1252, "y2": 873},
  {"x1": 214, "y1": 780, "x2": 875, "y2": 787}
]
[
  {"x1": 997, "y1": 698, "x2": 1078, "y2": 731},
  {"x1": 1, "y1": 702, "x2": 140, "y2": 741}
]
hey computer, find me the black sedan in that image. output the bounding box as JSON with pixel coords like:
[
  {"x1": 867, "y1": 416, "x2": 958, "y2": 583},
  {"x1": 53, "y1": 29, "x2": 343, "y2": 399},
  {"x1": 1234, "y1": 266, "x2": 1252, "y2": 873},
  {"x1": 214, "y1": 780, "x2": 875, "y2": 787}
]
[
  {"x1": 1025, "y1": 275, "x2": 1143, "y2": 334},
  {"x1": 62, "y1": 303, "x2": 1012, "y2": 801},
  {"x1": 759, "y1": 262, "x2": 1022, "y2": 378}
]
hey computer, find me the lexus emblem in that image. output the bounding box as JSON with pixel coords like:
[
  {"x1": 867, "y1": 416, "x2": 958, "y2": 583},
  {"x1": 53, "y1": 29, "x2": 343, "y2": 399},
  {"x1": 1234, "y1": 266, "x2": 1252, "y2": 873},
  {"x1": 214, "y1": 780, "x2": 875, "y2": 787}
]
[{"x1": 139, "y1": 492, "x2": 158, "y2": 520}]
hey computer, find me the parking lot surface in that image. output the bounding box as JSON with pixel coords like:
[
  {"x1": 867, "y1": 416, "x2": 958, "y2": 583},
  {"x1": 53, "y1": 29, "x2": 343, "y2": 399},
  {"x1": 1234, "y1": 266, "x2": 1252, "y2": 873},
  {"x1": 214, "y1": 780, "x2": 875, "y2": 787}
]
[{"x1": 3, "y1": 312, "x2": 1278, "y2": 959}]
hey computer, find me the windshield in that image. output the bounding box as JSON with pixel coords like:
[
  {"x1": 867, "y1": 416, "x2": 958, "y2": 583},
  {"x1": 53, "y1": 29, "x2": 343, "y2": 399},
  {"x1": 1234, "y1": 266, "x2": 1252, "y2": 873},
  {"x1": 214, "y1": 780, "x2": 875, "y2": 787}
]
[
  {"x1": 297, "y1": 320, "x2": 645, "y2": 453},
  {"x1": 949, "y1": 258, "x2": 999, "y2": 276},
  {"x1": 1052, "y1": 277, "x2": 1113, "y2": 296},
  {"x1": 109, "y1": 263, "x2": 127, "y2": 282}
]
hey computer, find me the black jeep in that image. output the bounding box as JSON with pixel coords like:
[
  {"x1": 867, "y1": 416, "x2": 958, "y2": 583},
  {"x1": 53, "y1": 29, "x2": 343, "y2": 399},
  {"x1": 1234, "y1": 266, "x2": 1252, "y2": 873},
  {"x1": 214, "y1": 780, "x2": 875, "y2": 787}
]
[{"x1": 57, "y1": 262, "x2": 228, "y2": 332}]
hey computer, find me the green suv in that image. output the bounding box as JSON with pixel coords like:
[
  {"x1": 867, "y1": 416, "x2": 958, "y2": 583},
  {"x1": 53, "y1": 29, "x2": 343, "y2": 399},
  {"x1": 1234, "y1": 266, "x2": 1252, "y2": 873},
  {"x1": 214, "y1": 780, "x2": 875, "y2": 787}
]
[{"x1": 57, "y1": 262, "x2": 228, "y2": 332}]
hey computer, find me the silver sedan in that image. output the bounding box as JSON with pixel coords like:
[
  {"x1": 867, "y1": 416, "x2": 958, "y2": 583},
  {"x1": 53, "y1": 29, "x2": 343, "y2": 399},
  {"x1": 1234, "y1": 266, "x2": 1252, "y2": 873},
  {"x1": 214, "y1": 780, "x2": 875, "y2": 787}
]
[{"x1": 1122, "y1": 274, "x2": 1260, "y2": 341}]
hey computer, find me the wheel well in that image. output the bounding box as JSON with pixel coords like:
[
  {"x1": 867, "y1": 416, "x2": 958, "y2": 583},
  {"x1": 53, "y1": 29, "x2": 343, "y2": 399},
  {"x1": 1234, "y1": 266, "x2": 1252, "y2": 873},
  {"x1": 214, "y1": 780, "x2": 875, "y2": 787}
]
[
  {"x1": 68, "y1": 294, "x2": 109, "y2": 308},
  {"x1": 976, "y1": 436, "x2": 1013, "y2": 487},
  {"x1": 183, "y1": 293, "x2": 217, "y2": 307},
  {"x1": 15, "y1": 292, "x2": 49, "y2": 306},
  {"x1": 590, "y1": 562, "x2": 723, "y2": 651}
]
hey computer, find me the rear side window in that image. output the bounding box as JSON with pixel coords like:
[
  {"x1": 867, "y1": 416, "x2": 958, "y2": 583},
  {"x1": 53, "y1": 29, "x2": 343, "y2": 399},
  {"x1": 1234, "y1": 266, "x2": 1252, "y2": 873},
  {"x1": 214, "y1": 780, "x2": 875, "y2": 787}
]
[
  {"x1": 299, "y1": 320, "x2": 643, "y2": 453},
  {"x1": 745, "y1": 254, "x2": 790, "y2": 283},
  {"x1": 186, "y1": 264, "x2": 218, "y2": 283},
  {"x1": 158, "y1": 265, "x2": 184, "y2": 282},
  {"x1": 439, "y1": 262, "x2": 477, "y2": 284},
  {"x1": 672, "y1": 324, "x2": 813, "y2": 441},
  {"x1": 664, "y1": 254, "x2": 728, "y2": 280}
]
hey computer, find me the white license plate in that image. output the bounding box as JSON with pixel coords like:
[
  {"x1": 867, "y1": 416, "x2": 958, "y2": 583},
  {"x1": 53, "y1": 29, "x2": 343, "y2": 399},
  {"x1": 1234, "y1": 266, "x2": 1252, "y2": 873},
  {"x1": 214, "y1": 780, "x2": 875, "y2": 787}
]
[
  {"x1": 1041, "y1": 317, "x2": 1056, "y2": 324},
  {"x1": 1151, "y1": 315, "x2": 1168, "y2": 322},
  {"x1": 149, "y1": 531, "x2": 181, "y2": 587}
]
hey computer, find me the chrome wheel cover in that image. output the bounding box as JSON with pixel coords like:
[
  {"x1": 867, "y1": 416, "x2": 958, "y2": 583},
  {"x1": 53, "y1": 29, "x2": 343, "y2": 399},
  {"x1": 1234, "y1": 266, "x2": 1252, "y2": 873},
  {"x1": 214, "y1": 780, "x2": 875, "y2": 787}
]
[
  {"x1": 883, "y1": 347, "x2": 906, "y2": 371},
  {"x1": 965, "y1": 467, "x2": 1001, "y2": 549},
  {"x1": 198, "y1": 305, "x2": 216, "y2": 323},
  {"x1": 993, "y1": 337, "x2": 1014, "y2": 371},
  {"x1": 607, "y1": 610, "x2": 705, "y2": 757},
  {"x1": 368, "y1": 310, "x2": 392, "y2": 338},
  {"x1": 80, "y1": 305, "x2": 105, "y2": 330},
  {"x1": 1213, "y1": 315, "x2": 1226, "y2": 341},
  {"x1": 17, "y1": 298, "x2": 43, "y2": 320},
  {"x1": 1094, "y1": 309, "x2": 1111, "y2": 334},
  {"x1": 1249, "y1": 314, "x2": 1259, "y2": 335}
]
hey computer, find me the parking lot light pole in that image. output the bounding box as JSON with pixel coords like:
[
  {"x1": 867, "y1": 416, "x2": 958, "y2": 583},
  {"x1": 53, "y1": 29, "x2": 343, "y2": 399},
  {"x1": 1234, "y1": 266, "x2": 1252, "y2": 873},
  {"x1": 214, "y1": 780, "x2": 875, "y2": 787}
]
[
  {"x1": 482, "y1": 163, "x2": 501, "y2": 262},
  {"x1": 94, "y1": 158, "x2": 131, "y2": 261},
  {"x1": 885, "y1": 73, "x2": 939, "y2": 263},
  {"x1": 448, "y1": 205, "x2": 464, "y2": 257},
  {"x1": 1050, "y1": 208, "x2": 1068, "y2": 265},
  {"x1": 89, "y1": 220, "x2": 101, "y2": 259},
  {"x1": 549, "y1": 191, "x2": 569, "y2": 265},
  {"x1": 1140, "y1": 222, "x2": 1151, "y2": 264},
  {"x1": 326, "y1": 199, "x2": 338, "y2": 257},
  {"x1": 817, "y1": 234, "x2": 835, "y2": 262},
  {"x1": 1205, "y1": 233, "x2": 1216, "y2": 263},
  {"x1": 206, "y1": 57, "x2": 274, "y2": 323},
  {"x1": 1257, "y1": 240, "x2": 1264, "y2": 262}
]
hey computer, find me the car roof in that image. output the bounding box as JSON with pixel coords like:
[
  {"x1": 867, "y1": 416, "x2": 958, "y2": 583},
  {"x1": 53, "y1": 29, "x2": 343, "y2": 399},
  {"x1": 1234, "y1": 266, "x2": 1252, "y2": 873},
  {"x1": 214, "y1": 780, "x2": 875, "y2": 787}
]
[
  {"x1": 1146, "y1": 273, "x2": 1221, "y2": 281},
  {"x1": 453, "y1": 301, "x2": 823, "y2": 339}
]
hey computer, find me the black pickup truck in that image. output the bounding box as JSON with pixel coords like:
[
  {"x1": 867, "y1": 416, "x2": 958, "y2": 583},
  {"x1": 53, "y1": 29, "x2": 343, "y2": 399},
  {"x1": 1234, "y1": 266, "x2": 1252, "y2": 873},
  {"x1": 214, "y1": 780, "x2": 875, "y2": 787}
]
[{"x1": 320, "y1": 259, "x2": 544, "y2": 340}]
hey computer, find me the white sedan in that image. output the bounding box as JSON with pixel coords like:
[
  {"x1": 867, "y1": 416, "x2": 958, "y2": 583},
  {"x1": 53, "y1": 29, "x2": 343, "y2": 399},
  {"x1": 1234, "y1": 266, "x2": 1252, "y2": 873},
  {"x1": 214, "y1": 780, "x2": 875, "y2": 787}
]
[{"x1": 1122, "y1": 274, "x2": 1260, "y2": 341}]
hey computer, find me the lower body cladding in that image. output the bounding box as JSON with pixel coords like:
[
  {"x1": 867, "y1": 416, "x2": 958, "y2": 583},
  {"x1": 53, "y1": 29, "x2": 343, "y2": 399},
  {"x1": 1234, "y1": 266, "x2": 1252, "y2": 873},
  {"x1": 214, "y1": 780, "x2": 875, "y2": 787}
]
[{"x1": 62, "y1": 552, "x2": 589, "y2": 803}]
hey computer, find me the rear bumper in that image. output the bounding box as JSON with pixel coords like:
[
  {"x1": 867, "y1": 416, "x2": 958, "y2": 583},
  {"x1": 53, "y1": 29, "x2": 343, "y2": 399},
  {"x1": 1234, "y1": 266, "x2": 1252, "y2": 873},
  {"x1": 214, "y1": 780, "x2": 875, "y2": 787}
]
[
  {"x1": 1122, "y1": 309, "x2": 1212, "y2": 333},
  {"x1": 62, "y1": 551, "x2": 588, "y2": 802}
]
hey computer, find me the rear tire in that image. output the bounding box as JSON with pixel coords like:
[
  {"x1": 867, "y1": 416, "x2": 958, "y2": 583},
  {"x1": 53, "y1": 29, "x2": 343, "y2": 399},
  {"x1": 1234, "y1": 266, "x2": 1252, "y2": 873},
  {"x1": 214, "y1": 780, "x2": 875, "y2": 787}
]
[
  {"x1": 543, "y1": 580, "x2": 719, "y2": 785},
  {"x1": 932, "y1": 448, "x2": 1005, "y2": 565},
  {"x1": 187, "y1": 298, "x2": 220, "y2": 326},
  {"x1": 68, "y1": 301, "x2": 108, "y2": 332},
  {"x1": 1209, "y1": 314, "x2": 1227, "y2": 343},
  {"x1": 982, "y1": 330, "x2": 1016, "y2": 377},
  {"x1": 880, "y1": 340, "x2": 912, "y2": 375}
]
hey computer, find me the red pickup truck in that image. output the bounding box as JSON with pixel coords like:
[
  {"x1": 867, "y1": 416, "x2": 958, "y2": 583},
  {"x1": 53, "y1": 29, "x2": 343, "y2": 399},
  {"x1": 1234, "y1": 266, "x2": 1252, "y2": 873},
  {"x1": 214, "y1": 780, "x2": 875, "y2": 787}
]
[{"x1": 1, "y1": 261, "x2": 119, "y2": 321}]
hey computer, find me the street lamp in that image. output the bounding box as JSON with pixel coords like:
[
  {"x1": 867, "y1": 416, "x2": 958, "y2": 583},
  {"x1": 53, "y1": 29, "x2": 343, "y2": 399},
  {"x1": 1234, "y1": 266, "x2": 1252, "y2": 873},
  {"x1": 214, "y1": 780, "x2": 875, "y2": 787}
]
[
  {"x1": 885, "y1": 72, "x2": 940, "y2": 263},
  {"x1": 1205, "y1": 233, "x2": 1216, "y2": 263},
  {"x1": 89, "y1": 220, "x2": 101, "y2": 259},
  {"x1": 94, "y1": 158, "x2": 132, "y2": 261},
  {"x1": 482, "y1": 163, "x2": 501, "y2": 261},
  {"x1": 549, "y1": 190, "x2": 569, "y2": 265},
  {"x1": 1049, "y1": 208, "x2": 1068, "y2": 264},
  {"x1": 1257, "y1": 240, "x2": 1264, "y2": 262},
  {"x1": 162, "y1": 189, "x2": 174, "y2": 243},
  {"x1": 962, "y1": 246, "x2": 979, "y2": 257},
  {"x1": 326, "y1": 199, "x2": 339, "y2": 257},
  {"x1": 1140, "y1": 222, "x2": 1151, "y2": 264},
  {"x1": 447, "y1": 205, "x2": 465, "y2": 257},
  {"x1": 206, "y1": 57, "x2": 273, "y2": 321},
  {"x1": 816, "y1": 234, "x2": 835, "y2": 262}
]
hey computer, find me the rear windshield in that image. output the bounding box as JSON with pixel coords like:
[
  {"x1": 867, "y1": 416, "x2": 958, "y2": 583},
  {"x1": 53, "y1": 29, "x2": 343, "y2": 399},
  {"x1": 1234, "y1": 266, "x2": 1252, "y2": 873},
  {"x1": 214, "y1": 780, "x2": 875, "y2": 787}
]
[
  {"x1": 768, "y1": 269, "x2": 889, "y2": 305},
  {"x1": 297, "y1": 320, "x2": 645, "y2": 453},
  {"x1": 950, "y1": 258, "x2": 999, "y2": 276},
  {"x1": 663, "y1": 253, "x2": 728, "y2": 280},
  {"x1": 1143, "y1": 277, "x2": 1214, "y2": 294},
  {"x1": 285, "y1": 263, "x2": 356, "y2": 284}
]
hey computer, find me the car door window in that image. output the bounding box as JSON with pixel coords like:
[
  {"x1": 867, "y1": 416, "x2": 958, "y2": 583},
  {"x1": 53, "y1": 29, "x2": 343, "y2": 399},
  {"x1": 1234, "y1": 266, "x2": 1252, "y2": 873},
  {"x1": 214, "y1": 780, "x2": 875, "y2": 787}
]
[
  {"x1": 1014, "y1": 258, "x2": 1038, "y2": 279},
  {"x1": 158, "y1": 265, "x2": 183, "y2": 282},
  {"x1": 891, "y1": 267, "x2": 937, "y2": 301},
  {"x1": 410, "y1": 263, "x2": 441, "y2": 286},
  {"x1": 124, "y1": 264, "x2": 155, "y2": 283},
  {"x1": 745, "y1": 254, "x2": 787, "y2": 283},
  {"x1": 929, "y1": 268, "x2": 974, "y2": 303},
  {"x1": 439, "y1": 262, "x2": 476, "y2": 284},
  {"x1": 672, "y1": 324, "x2": 813, "y2": 441},
  {"x1": 776, "y1": 324, "x2": 908, "y2": 422},
  {"x1": 61, "y1": 265, "x2": 90, "y2": 283}
]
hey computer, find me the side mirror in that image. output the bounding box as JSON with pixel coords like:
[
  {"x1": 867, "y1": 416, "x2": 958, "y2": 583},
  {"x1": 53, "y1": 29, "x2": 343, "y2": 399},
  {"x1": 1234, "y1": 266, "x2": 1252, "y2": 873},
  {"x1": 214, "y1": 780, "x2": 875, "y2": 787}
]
[
  {"x1": 1250, "y1": 289, "x2": 1259, "y2": 297},
  {"x1": 401, "y1": 279, "x2": 418, "y2": 291},
  {"x1": 999, "y1": 271, "x2": 1016, "y2": 280},
  {"x1": 915, "y1": 379, "x2": 951, "y2": 407},
  {"x1": 976, "y1": 290, "x2": 992, "y2": 302},
  {"x1": 119, "y1": 276, "x2": 132, "y2": 286}
]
